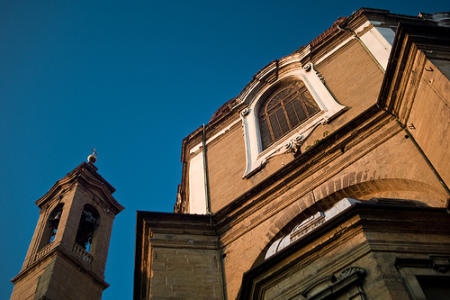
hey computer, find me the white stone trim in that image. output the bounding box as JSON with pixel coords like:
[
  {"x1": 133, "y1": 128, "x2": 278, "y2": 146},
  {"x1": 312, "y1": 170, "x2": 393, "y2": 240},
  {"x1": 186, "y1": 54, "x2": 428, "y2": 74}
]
[
  {"x1": 375, "y1": 26, "x2": 395, "y2": 45},
  {"x1": 188, "y1": 152, "x2": 207, "y2": 214},
  {"x1": 359, "y1": 26, "x2": 394, "y2": 70},
  {"x1": 315, "y1": 21, "x2": 394, "y2": 71},
  {"x1": 241, "y1": 63, "x2": 346, "y2": 177},
  {"x1": 354, "y1": 21, "x2": 372, "y2": 34},
  {"x1": 265, "y1": 198, "x2": 359, "y2": 259},
  {"x1": 187, "y1": 118, "x2": 242, "y2": 214}
]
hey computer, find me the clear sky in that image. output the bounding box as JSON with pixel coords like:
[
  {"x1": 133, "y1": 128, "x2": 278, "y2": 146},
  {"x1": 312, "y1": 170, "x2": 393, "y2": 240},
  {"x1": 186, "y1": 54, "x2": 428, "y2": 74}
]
[{"x1": 0, "y1": 1, "x2": 448, "y2": 299}]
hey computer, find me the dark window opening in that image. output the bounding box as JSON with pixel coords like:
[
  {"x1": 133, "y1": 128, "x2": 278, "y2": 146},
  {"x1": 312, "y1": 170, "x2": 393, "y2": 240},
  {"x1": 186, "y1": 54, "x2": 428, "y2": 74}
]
[
  {"x1": 75, "y1": 204, "x2": 100, "y2": 252},
  {"x1": 48, "y1": 204, "x2": 63, "y2": 243},
  {"x1": 258, "y1": 81, "x2": 320, "y2": 150},
  {"x1": 417, "y1": 276, "x2": 450, "y2": 300}
]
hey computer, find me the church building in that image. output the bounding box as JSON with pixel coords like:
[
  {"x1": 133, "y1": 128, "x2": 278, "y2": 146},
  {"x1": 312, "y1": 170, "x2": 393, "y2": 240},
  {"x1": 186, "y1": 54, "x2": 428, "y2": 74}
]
[
  {"x1": 9, "y1": 7, "x2": 450, "y2": 300},
  {"x1": 134, "y1": 8, "x2": 450, "y2": 300}
]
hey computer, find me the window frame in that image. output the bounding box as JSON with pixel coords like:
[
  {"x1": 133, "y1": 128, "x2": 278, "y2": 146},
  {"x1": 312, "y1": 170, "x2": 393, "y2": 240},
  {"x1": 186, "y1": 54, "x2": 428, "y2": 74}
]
[
  {"x1": 240, "y1": 62, "x2": 345, "y2": 177},
  {"x1": 258, "y1": 80, "x2": 321, "y2": 150},
  {"x1": 395, "y1": 256, "x2": 450, "y2": 300}
]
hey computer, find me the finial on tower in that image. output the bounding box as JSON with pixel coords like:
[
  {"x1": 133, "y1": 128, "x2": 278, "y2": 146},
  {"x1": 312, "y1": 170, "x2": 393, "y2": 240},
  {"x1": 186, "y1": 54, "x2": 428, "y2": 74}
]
[{"x1": 87, "y1": 148, "x2": 97, "y2": 164}]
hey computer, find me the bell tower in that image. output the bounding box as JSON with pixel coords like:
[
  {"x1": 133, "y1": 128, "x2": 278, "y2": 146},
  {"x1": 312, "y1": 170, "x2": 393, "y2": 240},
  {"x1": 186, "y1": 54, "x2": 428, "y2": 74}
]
[{"x1": 10, "y1": 155, "x2": 124, "y2": 300}]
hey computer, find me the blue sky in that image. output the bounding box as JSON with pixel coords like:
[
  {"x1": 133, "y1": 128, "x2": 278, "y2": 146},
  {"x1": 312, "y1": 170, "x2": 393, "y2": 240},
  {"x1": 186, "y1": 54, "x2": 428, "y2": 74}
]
[{"x1": 1, "y1": 1, "x2": 448, "y2": 299}]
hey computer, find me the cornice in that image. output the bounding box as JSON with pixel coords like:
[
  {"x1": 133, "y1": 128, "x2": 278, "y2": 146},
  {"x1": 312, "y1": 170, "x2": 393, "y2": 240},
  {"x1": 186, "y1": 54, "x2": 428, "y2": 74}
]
[
  {"x1": 378, "y1": 23, "x2": 450, "y2": 123},
  {"x1": 213, "y1": 106, "x2": 388, "y2": 224},
  {"x1": 136, "y1": 211, "x2": 216, "y2": 239},
  {"x1": 214, "y1": 109, "x2": 403, "y2": 246}
]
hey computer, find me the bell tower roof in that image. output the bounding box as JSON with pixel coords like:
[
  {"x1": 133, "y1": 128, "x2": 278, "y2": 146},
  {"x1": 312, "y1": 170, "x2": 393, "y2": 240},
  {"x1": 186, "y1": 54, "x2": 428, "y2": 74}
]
[{"x1": 36, "y1": 162, "x2": 124, "y2": 214}]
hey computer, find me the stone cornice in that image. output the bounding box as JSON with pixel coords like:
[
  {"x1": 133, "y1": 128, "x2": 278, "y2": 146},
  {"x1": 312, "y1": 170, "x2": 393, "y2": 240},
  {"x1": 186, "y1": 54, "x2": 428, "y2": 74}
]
[
  {"x1": 214, "y1": 109, "x2": 403, "y2": 246},
  {"x1": 212, "y1": 105, "x2": 391, "y2": 227},
  {"x1": 378, "y1": 23, "x2": 450, "y2": 124}
]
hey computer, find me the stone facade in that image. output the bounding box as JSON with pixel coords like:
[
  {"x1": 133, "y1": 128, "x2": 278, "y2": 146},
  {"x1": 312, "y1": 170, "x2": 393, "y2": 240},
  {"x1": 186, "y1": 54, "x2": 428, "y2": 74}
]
[
  {"x1": 240, "y1": 201, "x2": 450, "y2": 299},
  {"x1": 11, "y1": 162, "x2": 124, "y2": 300},
  {"x1": 134, "y1": 8, "x2": 450, "y2": 300},
  {"x1": 134, "y1": 213, "x2": 223, "y2": 300}
]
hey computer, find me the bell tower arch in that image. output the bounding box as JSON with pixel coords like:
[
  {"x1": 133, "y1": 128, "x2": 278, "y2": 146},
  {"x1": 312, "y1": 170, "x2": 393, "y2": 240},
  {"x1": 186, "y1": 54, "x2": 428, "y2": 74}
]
[{"x1": 10, "y1": 157, "x2": 124, "y2": 300}]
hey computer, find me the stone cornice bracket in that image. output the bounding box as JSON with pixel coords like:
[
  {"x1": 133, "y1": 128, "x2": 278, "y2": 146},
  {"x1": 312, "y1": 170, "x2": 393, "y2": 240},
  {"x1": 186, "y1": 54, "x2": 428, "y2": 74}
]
[
  {"x1": 304, "y1": 61, "x2": 326, "y2": 83},
  {"x1": 240, "y1": 107, "x2": 250, "y2": 117},
  {"x1": 303, "y1": 63, "x2": 312, "y2": 72}
]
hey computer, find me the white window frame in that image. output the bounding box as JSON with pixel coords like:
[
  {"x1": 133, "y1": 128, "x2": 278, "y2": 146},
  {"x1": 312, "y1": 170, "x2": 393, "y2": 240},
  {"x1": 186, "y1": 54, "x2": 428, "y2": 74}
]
[{"x1": 240, "y1": 62, "x2": 345, "y2": 177}]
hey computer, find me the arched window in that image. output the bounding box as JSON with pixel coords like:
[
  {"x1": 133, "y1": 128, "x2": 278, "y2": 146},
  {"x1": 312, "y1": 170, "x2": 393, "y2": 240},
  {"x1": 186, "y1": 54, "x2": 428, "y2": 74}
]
[
  {"x1": 75, "y1": 204, "x2": 100, "y2": 252},
  {"x1": 47, "y1": 204, "x2": 63, "y2": 244},
  {"x1": 258, "y1": 81, "x2": 320, "y2": 150},
  {"x1": 241, "y1": 63, "x2": 345, "y2": 177}
]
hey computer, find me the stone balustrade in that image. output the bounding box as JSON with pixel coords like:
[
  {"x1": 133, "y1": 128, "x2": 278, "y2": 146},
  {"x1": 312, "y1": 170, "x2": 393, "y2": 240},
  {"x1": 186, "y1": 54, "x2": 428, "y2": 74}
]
[
  {"x1": 72, "y1": 243, "x2": 93, "y2": 264},
  {"x1": 34, "y1": 242, "x2": 55, "y2": 262}
]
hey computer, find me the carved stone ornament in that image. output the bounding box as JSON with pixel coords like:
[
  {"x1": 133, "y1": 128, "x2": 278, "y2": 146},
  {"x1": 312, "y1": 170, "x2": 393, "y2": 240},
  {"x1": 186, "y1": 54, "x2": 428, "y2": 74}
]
[
  {"x1": 303, "y1": 63, "x2": 312, "y2": 72},
  {"x1": 240, "y1": 107, "x2": 250, "y2": 117},
  {"x1": 335, "y1": 266, "x2": 366, "y2": 281},
  {"x1": 285, "y1": 135, "x2": 305, "y2": 154},
  {"x1": 301, "y1": 266, "x2": 367, "y2": 299}
]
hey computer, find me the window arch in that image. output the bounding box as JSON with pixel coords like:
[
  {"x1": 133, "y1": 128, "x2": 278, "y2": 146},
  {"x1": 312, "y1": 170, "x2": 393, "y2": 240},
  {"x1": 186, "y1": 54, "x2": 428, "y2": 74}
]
[
  {"x1": 41, "y1": 203, "x2": 64, "y2": 246},
  {"x1": 48, "y1": 204, "x2": 63, "y2": 243},
  {"x1": 75, "y1": 204, "x2": 100, "y2": 252},
  {"x1": 258, "y1": 81, "x2": 320, "y2": 150}
]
